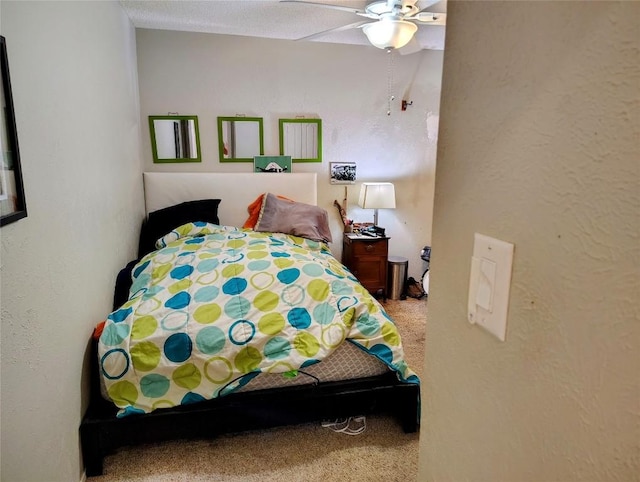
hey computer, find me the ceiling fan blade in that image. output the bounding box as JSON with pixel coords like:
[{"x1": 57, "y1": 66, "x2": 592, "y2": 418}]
[
  {"x1": 397, "y1": 36, "x2": 422, "y2": 55},
  {"x1": 412, "y1": 12, "x2": 446, "y2": 25},
  {"x1": 280, "y1": 0, "x2": 374, "y2": 18},
  {"x1": 296, "y1": 20, "x2": 371, "y2": 42},
  {"x1": 413, "y1": 0, "x2": 441, "y2": 11}
]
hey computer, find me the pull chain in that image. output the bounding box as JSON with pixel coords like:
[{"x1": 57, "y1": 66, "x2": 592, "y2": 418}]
[{"x1": 387, "y1": 48, "x2": 395, "y2": 116}]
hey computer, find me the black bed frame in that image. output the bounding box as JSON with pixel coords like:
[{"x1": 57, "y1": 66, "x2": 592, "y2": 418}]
[
  {"x1": 80, "y1": 337, "x2": 420, "y2": 476},
  {"x1": 80, "y1": 255, "x2": 420, "y2": 477}
]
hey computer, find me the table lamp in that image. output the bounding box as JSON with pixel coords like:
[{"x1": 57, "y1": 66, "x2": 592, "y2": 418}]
[{"x1": 358, "y1": 182, "x2": 396, "y2": 229}]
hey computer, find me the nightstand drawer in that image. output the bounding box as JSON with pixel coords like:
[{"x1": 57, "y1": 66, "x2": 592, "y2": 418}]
[{"x1": 348, "y1": 238, "x2": 387, "y2": 256}]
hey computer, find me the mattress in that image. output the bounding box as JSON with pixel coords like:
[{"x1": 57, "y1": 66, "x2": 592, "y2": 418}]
[{"x1": 234, "y1": 339, "x2": 389, "y2": 391}]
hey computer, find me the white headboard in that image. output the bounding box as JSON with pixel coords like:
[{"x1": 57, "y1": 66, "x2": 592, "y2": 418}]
[{"x1": 143, "y1": 172, "x2": 318, "y2": 227}]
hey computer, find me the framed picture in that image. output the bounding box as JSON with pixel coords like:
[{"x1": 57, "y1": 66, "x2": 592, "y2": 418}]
[
  {"x1": 330, "y1": 162, "x2": 356, "y2": 184},
  {"x1": 0, "y1": 36, "x2": 27, "y2": 226},
  {"x1": 0, "y1": 168, "x2": 8, "y2": 201},
  {"x1": 254, "y1": 155, "x2": 292, "y2": 173},
  {"x1": 217, "y1": 116, "x2": 264, "y2": 162},
  {"x1": 279, "y1": 118, "x2": 322, "y2": 163},
  {"x1": 149, "y1": 115, "x2": 201, "y2": 163}
]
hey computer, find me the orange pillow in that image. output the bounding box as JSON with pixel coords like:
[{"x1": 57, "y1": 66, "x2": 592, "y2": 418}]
[
  {"x1": 243, "y1": 193, "x2": 292, "y2": 229},
  {"x1": 93, "y1": 320, "x2": 106, "y2": 340}
]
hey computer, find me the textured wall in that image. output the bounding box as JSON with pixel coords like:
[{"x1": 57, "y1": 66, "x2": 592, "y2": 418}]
[
  {"x1": 419, "y1": 1, "x2": 639, "y2": 481},
  {"x1": 0, "y1": 2, "x2": 144, "y2": 481},
  {"x1": 136, "y1": 29, "x2": 443, "y2": 278}
]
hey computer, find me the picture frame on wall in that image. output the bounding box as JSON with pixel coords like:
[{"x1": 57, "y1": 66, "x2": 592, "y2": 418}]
[
  {"x1": 0, "y1": 168, "x2": 8, "y2": 201},
  {"x1": 330, "y1": 162, "x2": 356, "y2": 184},
  {"x1": 0, "y1": 35, "x2": 27, "y2": 227},
  {"x1": 279, "y1": 118, "x2": 322, "y2": 163},
  {"x1": 149, "y1": 115, "x2": 201, "y2": 164},
  {"x1": 254, "y1": 155, "x2": 292, "y2": 173}
]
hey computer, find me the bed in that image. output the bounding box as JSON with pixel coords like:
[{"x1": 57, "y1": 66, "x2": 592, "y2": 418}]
[{"x1": 80, "y1": 172, "x2": 420, "y2": 477}]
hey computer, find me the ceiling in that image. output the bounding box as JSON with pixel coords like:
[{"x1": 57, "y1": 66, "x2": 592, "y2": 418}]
[{"x1": 119, "y1": 0, "x2": 448, "y2": 51}]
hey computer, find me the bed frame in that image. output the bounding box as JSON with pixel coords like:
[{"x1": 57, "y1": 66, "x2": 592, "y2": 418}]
[{"x1": 80, "y1": 172, "x2": 420, "y2": 477}]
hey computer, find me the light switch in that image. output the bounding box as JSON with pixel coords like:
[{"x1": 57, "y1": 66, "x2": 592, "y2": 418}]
[
  {"x1": 468, "y1": 233, "x2": 514, "y2": 341},
  {"x1": 476, "y1": 257, "x2": 496, "y2": 311}
]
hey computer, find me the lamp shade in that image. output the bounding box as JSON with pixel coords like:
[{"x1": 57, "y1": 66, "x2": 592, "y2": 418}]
[
  {"x1": 358, "y1": 182, "x2": 396, "y2": 209},
  {"x1": 362, "y1": 19, "x2": 418, "y2": 50}
]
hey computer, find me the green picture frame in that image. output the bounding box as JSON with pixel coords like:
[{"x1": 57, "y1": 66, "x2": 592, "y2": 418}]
[
  {"x1": 278, "y1": 118, "x2": 322, "y2": 163},
  {"x1": 217, "y1": 116, "x2": 264, "y2": 162},
  {"x1": 149, "y1": 115, "x2": 201, "y2": 163}
]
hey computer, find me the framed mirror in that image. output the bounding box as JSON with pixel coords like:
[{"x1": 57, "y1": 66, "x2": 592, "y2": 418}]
[
  {"x1": 0, "y1": 36, "x2": 27, "y2": 227},
  {"x1": 217, "y1": 117, "x2": 264, "y2": 162},
  {"x1": 149, "y1": 115, "x2": 201, "y2": 163},
  {"x1": 279, "y1": 118, "x2": 322, "y2": 163}
]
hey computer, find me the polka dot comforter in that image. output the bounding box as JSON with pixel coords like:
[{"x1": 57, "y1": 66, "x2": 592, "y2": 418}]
[{"x1": 99, "y1": 223, "x2": 419, "y2": 416}]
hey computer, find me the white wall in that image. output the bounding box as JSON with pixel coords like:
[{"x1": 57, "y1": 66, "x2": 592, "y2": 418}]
[
  {"x1": 136, "y1": 29, "x2": 443, "y2": 279},
  {"x1": 0, "y1": 2, "x2": 144, "y2": 481},
  {"x1": 419, "y1": 2, "x2": 639, "y2": 481}
]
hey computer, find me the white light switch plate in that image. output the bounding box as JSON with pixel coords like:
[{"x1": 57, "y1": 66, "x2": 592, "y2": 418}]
[{"x1": 468, "y1": 233, "x2": 514, "y2": 341}]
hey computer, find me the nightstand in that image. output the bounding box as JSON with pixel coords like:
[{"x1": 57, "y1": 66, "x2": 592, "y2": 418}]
[{"x1": 342, "y1": 233, "x2": 389, "y2": 299}]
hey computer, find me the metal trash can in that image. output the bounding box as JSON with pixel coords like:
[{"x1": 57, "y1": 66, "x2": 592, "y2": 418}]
[{"x1": 387, "y1": 256, "x2": 408, "y2": 300}]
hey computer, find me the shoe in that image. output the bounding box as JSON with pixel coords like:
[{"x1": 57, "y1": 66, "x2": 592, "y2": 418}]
[{"x1": 406, "y1": 277, "x2": 425, "y2": 299}]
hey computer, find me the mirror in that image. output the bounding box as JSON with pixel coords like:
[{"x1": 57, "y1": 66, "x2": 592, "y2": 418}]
[
  {"x1": 149, "y1": 115, "x2": 201, "y2": 163},
  {"x1": 279, "y1": 118, "x2": 322, "y2": 163},
  {"x1": 217, "y1": 117, "x2": 264, "y2": 162},
  {"x1": 0, "y1": 36, "x2": 27, "y2": 226}
]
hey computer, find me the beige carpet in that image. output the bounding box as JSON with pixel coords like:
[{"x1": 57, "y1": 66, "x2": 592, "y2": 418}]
[{"x1": 91, "y1": 298, "x2": 427, "y2": 482}]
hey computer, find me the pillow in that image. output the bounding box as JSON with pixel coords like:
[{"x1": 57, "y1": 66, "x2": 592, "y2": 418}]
[
  {"x1": 243, "y1": 193, "x2": 292, "y2": 229},
  {"x1": 254, "y1": 193, "x2": 332, "y2": 243},
  {"x1": 138, "y1": 199, "x2": 221, "y2": 257},
  {"x1": 113, "y1": 259, "x2": 139, "y2": 309},
  {"x1": 242, "y1": 194, "x2": 266, "y2": 229}
]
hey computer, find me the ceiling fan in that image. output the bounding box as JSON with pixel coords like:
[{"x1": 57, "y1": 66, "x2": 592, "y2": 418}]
[{"x1": 282, "y1": 0, "x2": 446, "y2": 52}]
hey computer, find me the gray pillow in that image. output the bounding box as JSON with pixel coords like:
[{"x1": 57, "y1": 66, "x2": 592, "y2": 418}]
[{"x1": 254, "y1": 193, "x2": 333, "y2": 243}]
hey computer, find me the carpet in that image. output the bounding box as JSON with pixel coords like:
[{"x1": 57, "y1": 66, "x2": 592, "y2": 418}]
[{"x1": 90, "y1": 297, "x2": 427, "y2": 481}]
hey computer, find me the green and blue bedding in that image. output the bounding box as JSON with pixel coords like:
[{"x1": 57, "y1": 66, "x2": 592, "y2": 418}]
[{"x1": 99, "y1": 223, "x2": 419, "y2": 416}]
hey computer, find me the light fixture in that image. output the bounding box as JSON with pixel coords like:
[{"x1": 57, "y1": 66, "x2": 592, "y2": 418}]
[
  {"x1": 358, "y1": 182, "x2": 396, "y2": 228},
  {"x1": 362, "y1": 18, "x2": 418, "y2": 50}
]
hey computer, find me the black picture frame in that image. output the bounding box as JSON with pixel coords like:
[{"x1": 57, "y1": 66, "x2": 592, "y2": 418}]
[
  {"x1": 0, "y1": 35, "x2": 27, "y2": 226},
  {"x1": 330, "y1": 162, "x2": 356, "y2": 184}
]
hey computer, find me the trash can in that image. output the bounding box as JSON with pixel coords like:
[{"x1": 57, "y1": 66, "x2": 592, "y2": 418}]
[{"x1": 387, "y1": 256, "x2": 408, "y2": 300}]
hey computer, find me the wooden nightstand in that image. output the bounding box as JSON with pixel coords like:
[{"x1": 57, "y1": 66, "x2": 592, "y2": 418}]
[{"x1": 342, "y1": 233, "x2": 389, "y2": 299}]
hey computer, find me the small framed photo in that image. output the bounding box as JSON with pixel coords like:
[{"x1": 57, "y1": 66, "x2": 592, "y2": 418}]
[
  {"x1": 254, "y1": 155, "x2": 291, "y2": 173},
  {"x1": 330, "y1": 162, "x2": 356, "y2": 184}
]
